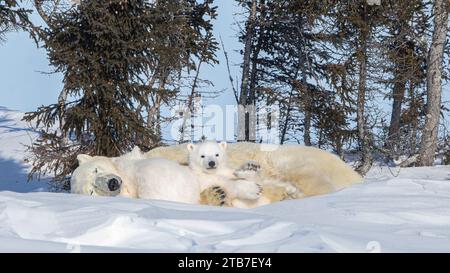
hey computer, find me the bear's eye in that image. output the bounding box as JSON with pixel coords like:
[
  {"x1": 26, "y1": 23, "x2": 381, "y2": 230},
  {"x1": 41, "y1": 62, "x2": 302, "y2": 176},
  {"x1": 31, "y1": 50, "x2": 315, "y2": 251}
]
[
  {"x1": 215, "y1": 154, "x2": 219, "y2": 157},
  {"x1": 201, "y1": 155, "x2": 205, "y2": 158}
]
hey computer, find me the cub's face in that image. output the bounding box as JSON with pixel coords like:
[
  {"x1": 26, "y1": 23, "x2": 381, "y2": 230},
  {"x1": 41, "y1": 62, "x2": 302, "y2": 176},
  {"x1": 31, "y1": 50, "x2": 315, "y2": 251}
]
[
  {"x1": 71, "y1": 155, "x2": 123, "y2": 196},
  {"x1": 187, "y1": 141, "x2": 227, "y2": 174}
]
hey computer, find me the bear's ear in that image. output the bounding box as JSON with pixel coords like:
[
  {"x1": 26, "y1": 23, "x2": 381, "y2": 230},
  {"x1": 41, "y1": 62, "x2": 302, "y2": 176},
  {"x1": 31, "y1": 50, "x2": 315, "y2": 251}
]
[
  {"x1": 77, "y1": 154, "x2": 93, "y2": 165},
  {"x1": 219, "y1": 141, "x2": 227, "y2": 150},
  {"x1": 187, "y1": 143, "x2": 196, "y2": 152}
]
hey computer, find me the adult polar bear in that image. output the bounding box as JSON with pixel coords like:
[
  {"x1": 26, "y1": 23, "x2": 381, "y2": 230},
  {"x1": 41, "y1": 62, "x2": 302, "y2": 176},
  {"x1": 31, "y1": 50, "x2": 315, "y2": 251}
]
[
  {"x1": 145, "y1": 142, "x2": 364, "y2": 202},
  {"x1": 71, "y1": 150, "x2": 201, "y2": 203}
]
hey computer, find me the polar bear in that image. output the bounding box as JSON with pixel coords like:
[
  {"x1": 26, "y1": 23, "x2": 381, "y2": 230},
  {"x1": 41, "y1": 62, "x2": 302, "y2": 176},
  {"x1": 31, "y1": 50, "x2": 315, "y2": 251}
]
[
  {"x1": 70, "y1": 149, "x2": 201, "y2": 204},
  {"x1": 186, "y1": 141, "x2": 265, "y2": 207},
  {"x1": 187, "y1": 141, "x2": 297, "y2": 208},
  {"x1": 70, "y1": 146, "x2": 262, "y2": 206},
  {"x1": 145, "y1": 142, "x2": 364, "y2": 204}
]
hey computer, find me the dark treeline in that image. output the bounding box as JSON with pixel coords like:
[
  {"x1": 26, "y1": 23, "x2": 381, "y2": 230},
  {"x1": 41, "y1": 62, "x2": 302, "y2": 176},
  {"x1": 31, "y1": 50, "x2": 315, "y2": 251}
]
[
  {"x1": 234, "y1": 0, "x2": 449, "y2": 173},
  {"x1": 0, "y1": 0, "x2": 449, "y2": 189}
]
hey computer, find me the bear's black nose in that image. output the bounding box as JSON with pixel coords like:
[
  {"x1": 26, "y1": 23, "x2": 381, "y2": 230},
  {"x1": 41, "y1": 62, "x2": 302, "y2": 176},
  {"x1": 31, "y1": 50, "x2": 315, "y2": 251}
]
[
  {"x1": 108, "y1": 178, "x2": 121, "y2": 191},
  {"x1": 208, "y1": 161, "x2": 216, "y2": 168}
]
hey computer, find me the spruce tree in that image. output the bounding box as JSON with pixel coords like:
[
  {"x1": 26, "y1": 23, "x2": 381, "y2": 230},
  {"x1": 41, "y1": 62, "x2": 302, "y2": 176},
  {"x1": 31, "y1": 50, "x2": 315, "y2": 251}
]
[
  {"x1": 24, "y1": 0, "x2": 217, "y2": 188},
  {"x1": 0, "y1": 0, "x2": 32, "y2": 42},
  {"x1": 380, "y1": 0, "x2": 429, "y2": 157}
]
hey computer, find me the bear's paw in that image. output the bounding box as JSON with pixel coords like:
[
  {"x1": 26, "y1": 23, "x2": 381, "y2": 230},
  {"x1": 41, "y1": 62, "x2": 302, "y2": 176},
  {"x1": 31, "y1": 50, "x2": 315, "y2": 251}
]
[
  {"x1": 234, "y1": 160, "x2": 261, "y2": 180},
  {"x1": 200, "y1": 186, "x2": 228, "y2": 206}
]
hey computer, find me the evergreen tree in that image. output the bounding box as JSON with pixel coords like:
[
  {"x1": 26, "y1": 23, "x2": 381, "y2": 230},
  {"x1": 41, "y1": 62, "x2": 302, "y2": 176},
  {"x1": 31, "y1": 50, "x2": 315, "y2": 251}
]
[
  {"x1": 251, "y1": 0, "x2": 322, "y2": 144},
  {"x1": 380, "y1": 0, "x2": 429, "y2": 157},
  {"x1": 321, "y1": 0, "x2": 388, "y2": 174},
  {"x1": 0, "y1": 0, "x2": 32, "y2": 43},
  {"x1": 24, "y1": 0, "x2": 217, "y2": 188}
]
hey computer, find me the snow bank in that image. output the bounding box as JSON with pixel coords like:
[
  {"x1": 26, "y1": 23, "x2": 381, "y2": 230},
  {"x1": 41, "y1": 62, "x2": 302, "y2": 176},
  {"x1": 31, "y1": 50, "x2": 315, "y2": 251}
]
[
  {"x1": 0, "y1": 107, "x2": 47, "y2": 192},
  {"x1": 1, "y1": 106, "x2": 450, "y2": 252},
  {"x1": 1, "y1": 164, "x2": 449, "y2": 252}
]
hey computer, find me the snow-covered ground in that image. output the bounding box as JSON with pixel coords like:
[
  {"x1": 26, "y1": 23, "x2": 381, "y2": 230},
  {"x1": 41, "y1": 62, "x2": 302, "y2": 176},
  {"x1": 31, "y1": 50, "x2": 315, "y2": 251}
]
[
  {"x1": 0, "y1": 107, "x2": 47, "y2": 192},
  {"x1": 1, "y1": 107, "x2": 450, "y2": 252}
]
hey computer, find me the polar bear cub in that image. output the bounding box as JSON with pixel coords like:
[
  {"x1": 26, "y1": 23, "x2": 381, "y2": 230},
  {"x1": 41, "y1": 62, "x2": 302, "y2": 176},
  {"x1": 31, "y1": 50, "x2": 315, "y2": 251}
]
[
  {"x1": 187, "y1": 141, "x2": 297, "y2": 208},
  {"x1": 187, "y1": 141, "x2": 263, "y2": 205}
]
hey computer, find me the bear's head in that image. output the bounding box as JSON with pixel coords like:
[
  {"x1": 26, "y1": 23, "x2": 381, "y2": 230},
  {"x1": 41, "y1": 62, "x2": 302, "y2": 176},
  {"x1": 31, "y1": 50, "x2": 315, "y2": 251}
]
[
  {"x1": 71, "y1": 154, "x2": 123, "y2": 196},
  {"x1": 70, "y1": 146, "x2": 143, "y2": 197},
  {"x1": 187, "y1": 141, "x2": 228, "y2": 174}
]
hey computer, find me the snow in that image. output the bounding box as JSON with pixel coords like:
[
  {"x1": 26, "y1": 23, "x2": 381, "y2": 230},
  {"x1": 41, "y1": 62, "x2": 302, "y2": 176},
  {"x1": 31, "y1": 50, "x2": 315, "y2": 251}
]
[
  {"x1": 0, "y1": 107, "x2": 47, "y2": 192},
  {"x1": 1, "y1": 107, "x2": 450, "y2": 252}
]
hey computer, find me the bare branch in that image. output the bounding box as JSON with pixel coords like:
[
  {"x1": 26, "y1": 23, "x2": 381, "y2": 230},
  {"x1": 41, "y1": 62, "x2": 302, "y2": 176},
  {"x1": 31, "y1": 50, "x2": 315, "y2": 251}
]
[{"x1": 220, "y1": 36, "x2": 239, "y2": 103}]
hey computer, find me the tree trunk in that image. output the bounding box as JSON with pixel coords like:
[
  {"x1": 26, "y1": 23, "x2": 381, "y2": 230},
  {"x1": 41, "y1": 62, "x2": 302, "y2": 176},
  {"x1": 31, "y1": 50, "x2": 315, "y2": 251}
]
[
  {"x1": 280, "y1": 88, "x2": 295, "y2": 144},
  {"x1": 408, "y1": 81, "x2": 419, "y2": 155},
  {"x1": 302, "y1": 85, "x2": 312, "y2": 146},
  {"x1": 386, "y1": 18, "x2": 409, "y2": 153},
  {"x1": 247, "y1": 0, "x2": 265, "y2": 143},
  {"x1": 334, "y1": 136, "x2": 344, "y2": 159},
  {"x1": 238, "y1": 0, "x2": 257, "y2": 142},
  {"x1": 418, "y1": 0, "x2": 448, "y2": 166},
  {"x1": 356, "y1": 28, "x2": 373, "y2": 175},
  {"x1": 300, "y1": 41, "x2": 311, "y2": 146},
  {"x1": 303, "y1": 100, "x2": 312, "y2": 146},
  {"x1": 146, "y1": 72, "x2": 167, "y2": 144},
  {"x1": 179, "y1": 60, "x2": 203, "y2": 143},
  {"x1": 387, "y1": 79, "x2": 406, "y2": 150},
  {"x1": 57, "y1": 89, "x2": 68, "y2": 142},
  {"x1": 248, "y1": 0, "x2": 265, "y2": 105}
]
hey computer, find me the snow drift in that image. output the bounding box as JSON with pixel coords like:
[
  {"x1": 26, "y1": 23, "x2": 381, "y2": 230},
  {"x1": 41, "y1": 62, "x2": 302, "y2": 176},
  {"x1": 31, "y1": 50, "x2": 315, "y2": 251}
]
[{"x1": 1, "y1": 107, "x2": 450, "y2": 252}]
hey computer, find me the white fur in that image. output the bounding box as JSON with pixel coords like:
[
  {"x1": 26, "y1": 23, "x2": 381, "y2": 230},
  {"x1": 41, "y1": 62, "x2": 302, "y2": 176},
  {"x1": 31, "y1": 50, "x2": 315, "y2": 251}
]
[
  {"x1": 187, "y1": 141, "x2": 262, "y2": 203},
  {"x1": 70, "y1": 144, "x2": 261, "y2": 206},
  {"x1": 71, "y1": 142, "x2": 363, "y2": 208},
  {"x1": 71, "y1": 148, "x2": 200, "y2": 204},
  {"x1": 145, "y1": 142, "x2": 364, "y2": 200}
]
